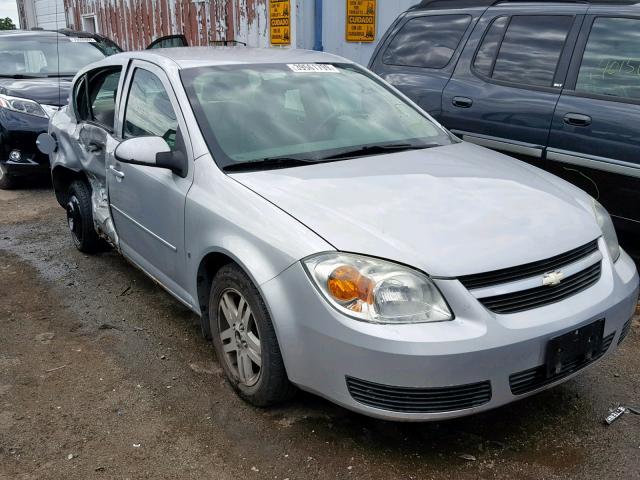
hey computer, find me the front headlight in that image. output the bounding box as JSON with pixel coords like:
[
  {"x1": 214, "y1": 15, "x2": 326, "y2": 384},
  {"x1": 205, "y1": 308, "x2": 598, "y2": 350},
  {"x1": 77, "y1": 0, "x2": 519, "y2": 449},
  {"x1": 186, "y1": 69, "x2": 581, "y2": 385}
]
[
  {"x1": 303, "y1": 253, "x2": 453, "y2": 324},
  {"x1": 592, "y1": 199, "x2": 620, "y2": 262},
  {"x1": 0, "y1": 93, "x2": 48, "y2": 118}
]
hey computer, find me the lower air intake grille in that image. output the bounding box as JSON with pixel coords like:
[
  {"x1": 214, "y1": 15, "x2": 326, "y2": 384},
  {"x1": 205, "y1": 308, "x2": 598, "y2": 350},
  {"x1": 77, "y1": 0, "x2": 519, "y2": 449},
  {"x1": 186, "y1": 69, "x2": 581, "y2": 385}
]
[
  {"x1": 509, "y1": 332, "x2": 614, "y2": 395},
  {"x1": 618, "y1": 318, "x2": 633, "y2": 345},
  {"x1": 479, "y1": 262, "x2": 601, "y2": 314},
  {"x1": 346, "y1": 377, "x2": 491, "y2": 413}
]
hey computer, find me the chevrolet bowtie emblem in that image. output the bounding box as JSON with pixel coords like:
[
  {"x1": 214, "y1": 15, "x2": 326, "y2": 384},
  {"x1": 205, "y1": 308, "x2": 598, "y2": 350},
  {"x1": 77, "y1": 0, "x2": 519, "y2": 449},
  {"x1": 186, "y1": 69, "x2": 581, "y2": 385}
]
[{"x1": 542, "y1": 270, "x2": 564, "y2": 287}]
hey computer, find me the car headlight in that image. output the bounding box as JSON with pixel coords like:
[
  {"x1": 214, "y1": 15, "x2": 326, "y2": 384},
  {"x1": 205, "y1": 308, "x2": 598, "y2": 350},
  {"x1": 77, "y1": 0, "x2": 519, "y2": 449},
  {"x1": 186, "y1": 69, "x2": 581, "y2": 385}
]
[
  {"x1": 0, "y1": 93, "x2": 48, "y2": 118},
  {"x1": 592, "y1": 199, "x2": 620, "y2": 262},
  {"x1": 303, "y1": 253, "x2": 453, "y2": 324}
]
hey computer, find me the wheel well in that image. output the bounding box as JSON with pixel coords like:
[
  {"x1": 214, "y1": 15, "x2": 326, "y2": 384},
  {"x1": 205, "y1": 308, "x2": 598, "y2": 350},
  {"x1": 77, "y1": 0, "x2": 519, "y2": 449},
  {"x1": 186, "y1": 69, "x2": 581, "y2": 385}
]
[
  {"x1": 51, "y1": 166, "x2": 89, "y2": 207},
  {"x1": 196, "y1": 252, "x2": 235, "y2": 338}
]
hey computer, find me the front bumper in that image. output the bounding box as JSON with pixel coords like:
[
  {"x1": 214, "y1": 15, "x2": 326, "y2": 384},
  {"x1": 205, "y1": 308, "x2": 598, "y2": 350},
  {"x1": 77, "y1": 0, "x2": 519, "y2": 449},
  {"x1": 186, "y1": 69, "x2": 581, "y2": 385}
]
[
  {"x1": 261, "y1": 240, "x2": 639, "y2": 421},
  {"x1": 0, "y1": 109, "x2": 51, "y2": 177}
]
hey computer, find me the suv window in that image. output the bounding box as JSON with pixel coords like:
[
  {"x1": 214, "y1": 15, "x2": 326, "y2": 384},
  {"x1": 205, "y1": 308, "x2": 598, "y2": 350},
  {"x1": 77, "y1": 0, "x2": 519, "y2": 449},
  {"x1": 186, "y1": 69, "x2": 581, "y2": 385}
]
[
  {"x1": 575, "y1": 17, "x2": 640, "y2": 101},
  {"x1": 123, "y1": 68, "x2": 178, "y2": 149},
  {"x1": 474, "y1": 15, "x2": 573, "y2": 87},
  {"x1": 382, "y1": 15, "x2": 471, "y2": 69},
  {"x1": 74, "y1": 68, "x2": 121, "y2": 129}
]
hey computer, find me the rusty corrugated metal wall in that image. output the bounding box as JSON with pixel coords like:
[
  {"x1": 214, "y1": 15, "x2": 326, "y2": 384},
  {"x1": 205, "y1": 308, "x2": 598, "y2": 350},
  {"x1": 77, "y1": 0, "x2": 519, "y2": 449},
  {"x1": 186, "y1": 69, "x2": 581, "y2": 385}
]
[{"x1": 63, "y1": 0, "x2": 270, "y2": 51}]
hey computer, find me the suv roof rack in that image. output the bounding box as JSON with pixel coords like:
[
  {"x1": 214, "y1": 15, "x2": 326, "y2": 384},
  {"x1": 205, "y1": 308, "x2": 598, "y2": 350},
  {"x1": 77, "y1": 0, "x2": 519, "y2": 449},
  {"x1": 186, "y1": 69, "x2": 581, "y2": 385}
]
[{"x1": 410, "y1": 0, "x2": 638, "y2": 10}]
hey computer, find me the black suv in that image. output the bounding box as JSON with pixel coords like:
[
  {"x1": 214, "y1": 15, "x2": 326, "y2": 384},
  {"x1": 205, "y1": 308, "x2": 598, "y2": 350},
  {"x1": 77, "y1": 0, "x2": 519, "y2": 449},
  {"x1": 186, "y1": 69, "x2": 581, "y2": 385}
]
[{"x1": 371, "y1": 0, "x2": 640, "y2": 253}]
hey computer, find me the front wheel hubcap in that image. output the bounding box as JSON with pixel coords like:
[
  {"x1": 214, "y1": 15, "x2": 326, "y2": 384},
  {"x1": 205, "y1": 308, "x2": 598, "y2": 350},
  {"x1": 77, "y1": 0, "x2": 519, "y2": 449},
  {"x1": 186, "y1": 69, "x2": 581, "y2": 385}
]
[{"x1": 218, "y1": 289, "x2": 262, "y2": 387}]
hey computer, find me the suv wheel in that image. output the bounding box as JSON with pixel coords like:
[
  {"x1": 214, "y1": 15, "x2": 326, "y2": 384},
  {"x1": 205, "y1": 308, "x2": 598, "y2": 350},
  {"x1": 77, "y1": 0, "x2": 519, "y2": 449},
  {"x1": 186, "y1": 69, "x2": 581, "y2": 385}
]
[
  {"x1": 209, "y1": 264, "x2": 295, "y2": 406},
  {"x1": 66, "y1": 180, "x2": 102, "y2": 253},
  {"x1": 0, "y1": 165, "x2": 16, "y2": 190}
]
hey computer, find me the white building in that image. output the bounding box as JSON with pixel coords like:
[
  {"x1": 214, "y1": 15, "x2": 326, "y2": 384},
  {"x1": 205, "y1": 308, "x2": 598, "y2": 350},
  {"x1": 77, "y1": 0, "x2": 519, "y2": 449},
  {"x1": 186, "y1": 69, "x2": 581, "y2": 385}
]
[{"x1": 17, "y1": 0, "x2": 66, "y2": 30}]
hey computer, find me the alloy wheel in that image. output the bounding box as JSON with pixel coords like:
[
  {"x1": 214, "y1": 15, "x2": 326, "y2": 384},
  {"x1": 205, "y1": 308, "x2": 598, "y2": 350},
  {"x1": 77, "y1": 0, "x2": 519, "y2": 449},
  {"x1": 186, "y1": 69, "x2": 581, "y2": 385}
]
[{"x1": 218, "y1": 289, "x2": 262, "y2": 387}]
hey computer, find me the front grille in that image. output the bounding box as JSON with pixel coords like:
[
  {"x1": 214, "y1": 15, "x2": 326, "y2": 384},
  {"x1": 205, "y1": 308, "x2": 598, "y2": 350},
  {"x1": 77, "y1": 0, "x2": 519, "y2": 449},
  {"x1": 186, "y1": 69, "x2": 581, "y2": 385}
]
[
  {"x1": 346, "y1": 376, "x2": 491, "y2": 413},
  {"x1": 618, "y1": 318, "x2": 633, "y2": 345},
  {"x1": 509, "y1": 332, "x2": 614, "y2": 395},
  {"x1": 459, "y1": 240, "x2": 599, "y2": 290},
  {"x1": 478, "y1": 262, "x2": 601, "y2": 314}
]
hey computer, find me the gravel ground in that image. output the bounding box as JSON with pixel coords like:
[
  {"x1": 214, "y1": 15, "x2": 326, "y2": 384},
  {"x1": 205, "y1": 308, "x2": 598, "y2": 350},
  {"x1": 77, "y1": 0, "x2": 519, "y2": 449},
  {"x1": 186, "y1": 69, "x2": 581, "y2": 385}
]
[{"x1": 0, "y1": 185, "x2": 639, "y2": 480}]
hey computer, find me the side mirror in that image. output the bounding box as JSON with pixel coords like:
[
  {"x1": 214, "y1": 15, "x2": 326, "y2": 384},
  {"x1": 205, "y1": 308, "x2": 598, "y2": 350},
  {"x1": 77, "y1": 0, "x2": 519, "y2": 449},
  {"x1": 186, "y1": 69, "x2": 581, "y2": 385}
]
[{"x1": 114, "y1": 136, "x2": 187, "y2": 178}]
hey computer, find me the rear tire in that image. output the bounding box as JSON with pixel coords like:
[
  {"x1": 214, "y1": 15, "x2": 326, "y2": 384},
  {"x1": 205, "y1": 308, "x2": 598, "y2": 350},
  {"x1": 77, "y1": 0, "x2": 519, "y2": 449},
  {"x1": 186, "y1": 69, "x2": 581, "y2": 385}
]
[
  {"x1": 66, "y1": 180, "x2": 102, "y2": 254},
  {"x1": 0, "y1": 165, "x2": 16, "y2": 190},
  {"x1": 209, "y1": 264, "x2": 296, "y2": 407}
]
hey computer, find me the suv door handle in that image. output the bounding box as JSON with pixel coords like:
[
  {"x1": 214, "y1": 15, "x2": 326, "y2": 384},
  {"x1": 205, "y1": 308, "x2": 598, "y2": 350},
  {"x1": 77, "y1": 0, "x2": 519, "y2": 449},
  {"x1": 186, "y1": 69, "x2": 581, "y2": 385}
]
[
  {"x1": 563, "y1": 113, "x2": 592, "y2": 127},
  {"x1": 452, "y1": 96, "x2": 473, "y2": 108},
  {"x1": 109, "y1": 165, "x2": 125, "y2": 179}
]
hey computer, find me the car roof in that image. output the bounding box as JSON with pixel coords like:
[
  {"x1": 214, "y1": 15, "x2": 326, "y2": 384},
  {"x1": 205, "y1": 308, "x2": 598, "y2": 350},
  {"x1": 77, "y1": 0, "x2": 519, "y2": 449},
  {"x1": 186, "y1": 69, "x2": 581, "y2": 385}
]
[
  {"x1": 118, "y1": 47, "x2": 352, "y2": 70},
  {"x1": 0, "y1": 28, "x2": 108, "y2": 39}
]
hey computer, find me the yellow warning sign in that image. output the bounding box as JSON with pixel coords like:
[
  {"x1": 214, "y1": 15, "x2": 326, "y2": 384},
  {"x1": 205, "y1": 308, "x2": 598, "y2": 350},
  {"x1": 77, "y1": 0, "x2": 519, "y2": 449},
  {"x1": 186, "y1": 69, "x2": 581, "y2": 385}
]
[
  {"x1": 270, "y1": 0, "x2": 291, "y2": 46},
  {"x1": 346, "y1": 0, "x2": 376, "y2": 43}
]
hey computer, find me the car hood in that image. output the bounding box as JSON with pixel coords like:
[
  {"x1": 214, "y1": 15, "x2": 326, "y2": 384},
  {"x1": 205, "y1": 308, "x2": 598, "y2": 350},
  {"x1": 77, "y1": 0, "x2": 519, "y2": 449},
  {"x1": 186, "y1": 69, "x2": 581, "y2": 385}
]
[
  {"x1": 0, "y1": 77, "x2": 72, "y2": 106},
  {"x1": 231, "y1": 142, "x2": 601, "y2": 277}
]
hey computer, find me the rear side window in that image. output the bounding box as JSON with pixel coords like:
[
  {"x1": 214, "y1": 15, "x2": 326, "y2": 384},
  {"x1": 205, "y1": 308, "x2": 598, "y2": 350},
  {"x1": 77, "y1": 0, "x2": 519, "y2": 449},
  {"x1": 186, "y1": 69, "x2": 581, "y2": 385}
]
[
  {"x1": 382, "y1": 15, "x2": 471, "y2": 69},
  {"x1": 575, "y1": 17, "x2": 640, "y2": 101},
  {"x1": 473, "y1": 16, "x2": 508, "y2": 77},
  {"x1": 473, "y1": 15, "x2": 573, "y2": 87},
  {"x1": 74, "y1": 67, "x2": 121, "y2": 130}
]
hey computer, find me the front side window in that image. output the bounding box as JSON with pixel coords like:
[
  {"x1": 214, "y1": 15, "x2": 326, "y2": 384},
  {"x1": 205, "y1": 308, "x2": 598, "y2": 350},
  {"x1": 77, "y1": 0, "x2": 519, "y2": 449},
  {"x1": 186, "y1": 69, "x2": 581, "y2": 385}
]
[
  {"x1": 0, "y1": 34, "x2": 121, "y2": 77},
  {"x1": 473, "y1": 15, "x2": 573, "y2": 87},
  {"x1": 181, "y1": 63, "x2": 453, "y2": 168},
  {"x1": 575, "y1": 17, "x2": 640, "y2": 101},
  {"x1": 382, "y1": 15, "x2": 472, "y2": 69},
  {"x1": 123, "y1": 68, "x2": 178, "y2": 149}
]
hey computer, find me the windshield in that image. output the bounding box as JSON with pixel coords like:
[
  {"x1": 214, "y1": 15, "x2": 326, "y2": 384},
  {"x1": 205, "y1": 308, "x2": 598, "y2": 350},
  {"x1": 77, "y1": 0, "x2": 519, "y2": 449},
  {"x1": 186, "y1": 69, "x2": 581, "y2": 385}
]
[
  {"x1": 181, "y1": 63, "x2": 453, "y2": 168},
  {"x1": 0, "y1": 35, "x2": 121, "y2": 77}
]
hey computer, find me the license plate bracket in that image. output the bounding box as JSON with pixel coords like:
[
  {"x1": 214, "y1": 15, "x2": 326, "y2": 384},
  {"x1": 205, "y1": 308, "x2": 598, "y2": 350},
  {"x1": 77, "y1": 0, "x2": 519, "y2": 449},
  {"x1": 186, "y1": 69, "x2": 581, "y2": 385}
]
[{"x1": 545, "y1": 319, "x2": 604, "y2": 378}]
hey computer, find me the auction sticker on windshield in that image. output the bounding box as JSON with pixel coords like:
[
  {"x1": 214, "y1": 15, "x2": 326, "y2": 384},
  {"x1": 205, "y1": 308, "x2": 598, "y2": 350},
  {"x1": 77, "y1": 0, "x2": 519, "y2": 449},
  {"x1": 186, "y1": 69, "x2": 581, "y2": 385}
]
[{"x1": 287, "y1": 64, "x2": 339, "y2": 73}]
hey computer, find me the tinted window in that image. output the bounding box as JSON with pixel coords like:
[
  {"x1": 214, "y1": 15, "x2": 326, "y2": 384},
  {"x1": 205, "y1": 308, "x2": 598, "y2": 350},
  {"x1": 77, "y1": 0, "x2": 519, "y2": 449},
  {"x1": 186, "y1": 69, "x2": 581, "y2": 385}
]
[
  {"x1": 123, "y1": 69, "x2": 178, "y2": 149},
  {"x1": 478, "y1": 15, "x2": 573, "y2": 87},
  {"x1": 147, "y1": 35, "x2": 188, "y2": 49},
  {"x1": 382, "y1": 15, "x2": 471, "y2": 69},
  {"x1": 473, "y1": 16, "x2": 508, "y2": 77},
  {"x1": 575, "y1": 17, "x2": 640, "y2": 100}
]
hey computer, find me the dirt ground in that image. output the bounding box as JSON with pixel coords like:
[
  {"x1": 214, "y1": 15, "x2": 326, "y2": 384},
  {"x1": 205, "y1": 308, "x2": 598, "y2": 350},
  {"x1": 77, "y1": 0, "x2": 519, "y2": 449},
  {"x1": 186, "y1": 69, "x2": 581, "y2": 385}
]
[{"x1": 1, "y1": 185, "x2": 639, "y2": 480}]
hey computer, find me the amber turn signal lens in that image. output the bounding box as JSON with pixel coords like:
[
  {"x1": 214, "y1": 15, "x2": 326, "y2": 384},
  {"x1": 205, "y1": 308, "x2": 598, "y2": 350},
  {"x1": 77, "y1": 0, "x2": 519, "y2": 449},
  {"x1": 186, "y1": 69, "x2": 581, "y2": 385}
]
[{"x1": 327, "y1": 265, "x2": 375, "y2": 304}]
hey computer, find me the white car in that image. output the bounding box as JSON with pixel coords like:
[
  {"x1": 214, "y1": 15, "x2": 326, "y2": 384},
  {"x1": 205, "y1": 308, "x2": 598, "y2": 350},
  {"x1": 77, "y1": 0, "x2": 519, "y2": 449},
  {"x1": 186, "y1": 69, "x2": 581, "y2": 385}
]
[{"x1": 43, "y1": 48, "x2": 639, "y2": 421}]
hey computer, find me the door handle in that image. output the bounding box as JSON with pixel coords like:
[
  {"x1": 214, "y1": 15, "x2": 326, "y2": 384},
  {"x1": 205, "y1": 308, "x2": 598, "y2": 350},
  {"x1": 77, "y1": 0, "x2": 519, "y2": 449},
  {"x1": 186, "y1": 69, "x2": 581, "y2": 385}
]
[
  {"x1": 452, "y1": 96, "x2": 473, "y2": 108},
  {"x1": 563, "y1": 113, "x2": 592, "y2": 127},
  {"x1": 109, "y1": 165, "x2": 125, "y2": 179}
]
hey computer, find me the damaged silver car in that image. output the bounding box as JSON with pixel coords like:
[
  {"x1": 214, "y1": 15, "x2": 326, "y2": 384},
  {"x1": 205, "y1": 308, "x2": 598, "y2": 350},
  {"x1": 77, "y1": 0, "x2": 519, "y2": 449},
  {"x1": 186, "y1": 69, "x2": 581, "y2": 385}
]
[{"x1": 41, "y1": 48, "x2": 639, "y2": 421}]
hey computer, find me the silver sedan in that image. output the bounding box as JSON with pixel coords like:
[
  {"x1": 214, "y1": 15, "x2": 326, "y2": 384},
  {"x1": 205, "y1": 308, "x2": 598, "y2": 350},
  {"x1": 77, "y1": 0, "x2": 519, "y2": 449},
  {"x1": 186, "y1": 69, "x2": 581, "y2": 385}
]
[{"x1": 43, "y1": 48, "x2": 639, "y2": 421}]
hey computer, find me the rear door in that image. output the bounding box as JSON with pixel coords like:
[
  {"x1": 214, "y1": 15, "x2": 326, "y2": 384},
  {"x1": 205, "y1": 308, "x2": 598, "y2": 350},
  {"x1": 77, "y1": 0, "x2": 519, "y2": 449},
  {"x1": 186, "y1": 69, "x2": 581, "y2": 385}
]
[
  {"x1": 441, "y1": 5, "x2": 586, "y2": 160},
  {"x1": 369, "y1": 10, "x2": 479, "y2": 119},
  {"x1": 546, "y1": 13, "x2": 640, "y2": 230}
]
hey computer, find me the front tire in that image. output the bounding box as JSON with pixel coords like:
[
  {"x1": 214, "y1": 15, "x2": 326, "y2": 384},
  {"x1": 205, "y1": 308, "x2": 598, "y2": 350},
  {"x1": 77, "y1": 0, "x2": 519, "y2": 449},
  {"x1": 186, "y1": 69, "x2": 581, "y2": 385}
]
[
  {"x1": 209, "y1": 264, "x2": 295, "y2": 406},
  {"x1": 0, "y1": 165, "x2": 16, "y2": 190},
  {"x1": 66, "y1": 180, "x2": 102, "y2": 254}
]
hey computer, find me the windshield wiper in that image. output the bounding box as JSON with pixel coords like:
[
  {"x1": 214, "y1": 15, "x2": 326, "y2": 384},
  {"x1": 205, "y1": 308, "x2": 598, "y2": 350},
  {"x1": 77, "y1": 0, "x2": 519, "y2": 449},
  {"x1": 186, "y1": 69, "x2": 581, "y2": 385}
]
[
  {"x1": 320, "y1": 143, "x2": 440, "y2": 160},
  {"x1": 223, "y1": 157, "x2": 317, "y2": 172}
]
